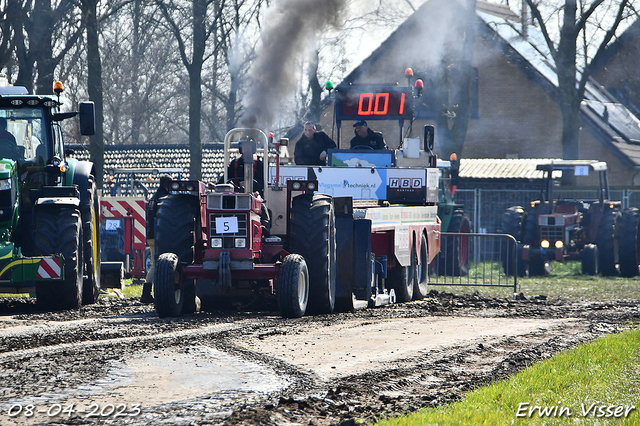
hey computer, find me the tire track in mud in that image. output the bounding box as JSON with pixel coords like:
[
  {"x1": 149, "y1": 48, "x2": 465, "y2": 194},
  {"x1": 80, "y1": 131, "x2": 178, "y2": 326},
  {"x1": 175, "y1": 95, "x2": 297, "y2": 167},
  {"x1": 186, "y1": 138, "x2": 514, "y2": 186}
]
[{"x1": 0, "y1": 294, "x2": 637, "y2": 425}]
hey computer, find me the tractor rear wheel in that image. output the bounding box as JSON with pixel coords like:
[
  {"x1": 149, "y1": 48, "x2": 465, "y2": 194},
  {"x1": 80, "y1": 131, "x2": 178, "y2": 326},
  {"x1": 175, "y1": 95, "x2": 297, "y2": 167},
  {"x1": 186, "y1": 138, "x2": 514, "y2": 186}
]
[
  {"x1": 35, "y1": 207, "x2": 83, "y2": 311},
  {"x1": 154, "y1": 194, "x2": 199, "y2": 314},
  {"x1": 413, "y1": 233, "x2": 429, "y2": 299},
  {"x1": 596, "y1": 208, "x2": 620, "y2": 276},
  {"x1": 289, "y1": 193, "x2": 336, "y2": 315},
  {"x1": 81, "y1": 176, "x2": 100, "y2": 305},
  {"x1": 618, "y1": 208, "x2": 640, "y2": 277},
  {"x1": 439, "y1": 209, "x2": 470, "y2": 276},
  {"x1": 154, "y1": 253, "x2": 184, "y2": 317},
  {"x1": 278, "y1": 254, "x2": 309, "y2": 318}
]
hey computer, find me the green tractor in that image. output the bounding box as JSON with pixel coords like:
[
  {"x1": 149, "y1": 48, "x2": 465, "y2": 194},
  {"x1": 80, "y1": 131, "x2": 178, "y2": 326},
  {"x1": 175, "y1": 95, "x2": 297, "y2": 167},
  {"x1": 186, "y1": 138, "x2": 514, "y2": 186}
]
[
  {"x1": 436, "y1": 153, "x2": 471, "y2": 276},
  {"x1": 0, "y1": 82, "x2": 100, "y2": 310}
]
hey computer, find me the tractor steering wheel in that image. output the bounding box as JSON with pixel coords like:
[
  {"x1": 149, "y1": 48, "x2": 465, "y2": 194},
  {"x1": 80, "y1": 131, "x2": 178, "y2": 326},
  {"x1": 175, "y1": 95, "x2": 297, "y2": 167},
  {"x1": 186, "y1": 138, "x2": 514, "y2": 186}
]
[
  {"x1": 226, "y1": 177, "x2": 259, "y2": 192},
  {"x1": 352, "y1": 145, "x2": 374, "y2": 150}
]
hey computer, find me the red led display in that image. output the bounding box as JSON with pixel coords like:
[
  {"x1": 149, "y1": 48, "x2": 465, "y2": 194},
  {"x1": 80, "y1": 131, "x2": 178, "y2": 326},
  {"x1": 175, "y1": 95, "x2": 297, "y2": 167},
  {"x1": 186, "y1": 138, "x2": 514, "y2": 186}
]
[{"x1": 336, "y1": 86, "x2": 412, "y2": 120}]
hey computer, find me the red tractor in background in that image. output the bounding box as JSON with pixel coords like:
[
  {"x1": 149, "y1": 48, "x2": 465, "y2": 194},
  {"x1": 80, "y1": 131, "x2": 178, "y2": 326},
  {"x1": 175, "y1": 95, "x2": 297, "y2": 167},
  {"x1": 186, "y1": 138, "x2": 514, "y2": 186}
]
[
  {"x1": 100, "y1": 168, "x2": 182, "y2": 284},
  {"x1": 501, "y1": 160, "x2": 620, "y2": 276}
]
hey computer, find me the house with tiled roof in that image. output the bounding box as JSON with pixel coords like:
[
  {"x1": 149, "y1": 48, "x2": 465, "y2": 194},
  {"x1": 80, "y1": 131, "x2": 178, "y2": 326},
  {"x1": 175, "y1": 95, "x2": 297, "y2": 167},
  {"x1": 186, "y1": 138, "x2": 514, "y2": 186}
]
[{"x1": 317, "y1": 0, "x2": 640, "y2": 188}]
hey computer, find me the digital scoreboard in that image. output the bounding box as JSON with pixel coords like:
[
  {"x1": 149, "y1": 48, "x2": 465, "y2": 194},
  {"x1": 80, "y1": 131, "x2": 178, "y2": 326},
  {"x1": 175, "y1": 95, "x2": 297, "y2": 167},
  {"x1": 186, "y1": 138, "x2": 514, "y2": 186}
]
[{"x1": 335, "y1": 86, "x2": 413, "y2": 121}]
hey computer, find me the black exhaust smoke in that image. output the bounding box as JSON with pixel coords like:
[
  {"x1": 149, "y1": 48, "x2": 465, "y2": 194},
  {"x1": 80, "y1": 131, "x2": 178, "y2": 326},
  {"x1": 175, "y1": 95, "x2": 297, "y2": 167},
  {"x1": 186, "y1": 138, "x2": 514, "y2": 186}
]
[{"x1": 241, "y1": 0, "x2": 347, "y2": 128}]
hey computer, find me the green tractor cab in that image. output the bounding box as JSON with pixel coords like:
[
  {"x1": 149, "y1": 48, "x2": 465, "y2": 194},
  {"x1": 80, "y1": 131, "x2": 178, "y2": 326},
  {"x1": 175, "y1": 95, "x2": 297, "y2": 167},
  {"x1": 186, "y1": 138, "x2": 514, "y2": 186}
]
[{"x1": 0, "y1": 82, "x2": 100, "y2": 310}]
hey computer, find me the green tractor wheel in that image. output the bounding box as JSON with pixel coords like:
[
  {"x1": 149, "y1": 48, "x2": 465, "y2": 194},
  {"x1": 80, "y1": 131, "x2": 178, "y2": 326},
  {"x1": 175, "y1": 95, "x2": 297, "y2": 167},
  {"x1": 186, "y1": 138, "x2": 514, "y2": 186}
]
[{"x1": 35, "y1": 207, "x2": 84, "y2": 310}]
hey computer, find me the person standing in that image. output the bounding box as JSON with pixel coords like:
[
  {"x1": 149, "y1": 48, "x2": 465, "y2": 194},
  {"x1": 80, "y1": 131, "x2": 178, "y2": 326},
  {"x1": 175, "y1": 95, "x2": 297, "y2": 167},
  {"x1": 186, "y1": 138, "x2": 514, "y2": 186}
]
[
  {"x1": 141, "y1": 174, "x2": 172, "y2": 304},
  {"x1": 294, "y1": 121, "x2": 336, "y2": 165},
  {"x1": 349, "y1": 120, "x2": 386, "y2": 150}
]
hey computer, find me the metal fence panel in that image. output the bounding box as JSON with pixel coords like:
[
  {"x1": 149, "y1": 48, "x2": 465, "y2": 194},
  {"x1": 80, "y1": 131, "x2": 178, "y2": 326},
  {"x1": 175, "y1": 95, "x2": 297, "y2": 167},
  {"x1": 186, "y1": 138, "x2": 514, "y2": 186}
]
[{"x1": 430, "y1": 232, "x2": 518, "y2": 298}]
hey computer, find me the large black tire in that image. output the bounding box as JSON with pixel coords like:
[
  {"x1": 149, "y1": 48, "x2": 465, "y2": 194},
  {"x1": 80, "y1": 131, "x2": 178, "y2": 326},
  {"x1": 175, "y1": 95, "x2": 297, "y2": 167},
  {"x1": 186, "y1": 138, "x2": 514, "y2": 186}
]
[
  {"x1": 154, "y1": 253, "x2": 184, "y2": 317},
  {"x1": 154, "y1": 194, "x2": 199, "y2": 314},
  {"x1": 595, "y1": 208, "x2": 620, "y2": 276},
  {"x1": 155, "y1": 194, "x2": 198, "y2": 263},
  {"x1": 35, "y1": 207, "x2": 83, "y2": 311},
  {"x1": 582, "y1": 243, "x2": 599, "y2": 275},
  {"x1": 439, "y1": 209, "x2": 471, "y2": 276},
  {"x1": 501, "y1": 207, "x2": 526, "y2": 276},
  {"x1": 278, "y1": 254, "x2": 309, "y2": 318},
  {"x1": 502, "y1": 206, "x2": 526, "y2": 240},
  {"x1": 388, "y1": 239, "x2": 417, "y2": 303},
  {"x1": 289, "y1": 193, "x2": 336, "y2": 315},
  {"x1": 522, "y1": 210, "x2": 538, "y2": 246},
  {"x1": 81, "y1": 176, "x2": 101, "y2": 305},
  {"x1": 388, "y1": 264, "x2": 415, "y2": 303},
  {"x1": 413, "y1": 233, "x2": 429, "y2": 300},
  {"x1": 618, "y1": 208, "x2": 640, "y2": 277}
]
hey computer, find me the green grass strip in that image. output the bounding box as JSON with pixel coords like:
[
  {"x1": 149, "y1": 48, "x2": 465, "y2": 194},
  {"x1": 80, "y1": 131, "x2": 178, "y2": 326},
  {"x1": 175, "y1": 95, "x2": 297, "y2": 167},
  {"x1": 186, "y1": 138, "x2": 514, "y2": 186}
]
[{"x1": 376, "y1": 328, "x2": 640, "y2": 426}]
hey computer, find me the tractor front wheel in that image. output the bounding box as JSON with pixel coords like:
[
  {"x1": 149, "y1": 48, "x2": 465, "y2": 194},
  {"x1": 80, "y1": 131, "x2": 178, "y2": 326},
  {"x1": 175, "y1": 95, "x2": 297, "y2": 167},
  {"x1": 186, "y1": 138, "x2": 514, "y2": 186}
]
[
  {"x1": 278, "y1": 254, "x2": 309, "y2": 318},
  {"x1": 35, "y1": 207, "x2": 84, "y2": 311},
  {"x1": 582, "y1": 244, "x2": 599, "y2": 275},
  {"x1": 154, "y1": 253, "x2": 184, "y2": 318}
]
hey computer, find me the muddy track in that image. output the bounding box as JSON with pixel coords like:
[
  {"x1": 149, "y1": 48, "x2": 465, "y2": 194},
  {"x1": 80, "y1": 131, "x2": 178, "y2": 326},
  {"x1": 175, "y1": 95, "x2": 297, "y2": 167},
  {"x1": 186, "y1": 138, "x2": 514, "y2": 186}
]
[{"x1": 0, "y1": 292, "x2": 637, "y2": 425}]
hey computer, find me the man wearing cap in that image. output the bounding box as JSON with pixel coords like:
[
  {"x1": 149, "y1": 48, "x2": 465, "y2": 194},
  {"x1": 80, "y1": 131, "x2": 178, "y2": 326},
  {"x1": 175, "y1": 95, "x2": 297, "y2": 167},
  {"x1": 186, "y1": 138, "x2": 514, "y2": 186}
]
[
  {"x1": 349, "y1": 120, "x2": 386, "y2": 150},
  {"x1": 294, "y1": 121, "x2": 336, "y2": 165}
]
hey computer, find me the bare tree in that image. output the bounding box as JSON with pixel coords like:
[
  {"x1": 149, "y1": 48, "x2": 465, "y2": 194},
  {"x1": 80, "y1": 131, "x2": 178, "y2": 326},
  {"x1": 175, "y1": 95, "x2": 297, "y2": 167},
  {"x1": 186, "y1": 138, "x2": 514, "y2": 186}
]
[
  {"x1": 156, "y1": 0, "x2": 227, "y2": 180},
  {"x1": 525, "y1": 0, "x2": 635, "y2": 162},
  {"x1": 100, "y1": 0, "x2": 184, "y2": 146},
  {"x1": 202, "y1": 0, "x2": 265, "y2": 141}
]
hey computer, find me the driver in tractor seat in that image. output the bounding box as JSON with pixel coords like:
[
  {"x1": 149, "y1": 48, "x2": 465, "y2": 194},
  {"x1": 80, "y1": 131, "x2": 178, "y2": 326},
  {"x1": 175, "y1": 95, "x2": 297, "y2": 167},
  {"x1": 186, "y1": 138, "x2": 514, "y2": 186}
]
[
  {"x1": 224, "y1": 145, "x2": 265, "y2": 198},
  {"x1": 349, "y1": 120, "x2": 386, "y2": 150}
]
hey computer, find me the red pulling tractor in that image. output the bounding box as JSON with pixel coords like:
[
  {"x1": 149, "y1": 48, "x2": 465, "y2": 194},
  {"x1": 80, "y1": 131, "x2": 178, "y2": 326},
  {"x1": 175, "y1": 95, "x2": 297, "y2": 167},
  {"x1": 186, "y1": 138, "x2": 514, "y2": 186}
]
[{"x1": 152, "y1": 125, "x2": 441, "y2": 318}]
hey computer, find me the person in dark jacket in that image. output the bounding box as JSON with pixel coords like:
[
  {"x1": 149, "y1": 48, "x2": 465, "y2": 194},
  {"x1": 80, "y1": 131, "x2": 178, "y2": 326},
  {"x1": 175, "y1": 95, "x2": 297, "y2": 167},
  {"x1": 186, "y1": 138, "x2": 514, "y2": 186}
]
[
  {"x1": 141, "y1": 174, "x2": 172, "y2": 304},
  {"x1": 294, "y1": 121, "x2": 336, "y2": 165},
  {"x1": 349, "y1": 120, "x2": 386, "y2": 150},
  {"x1": 226, "y1": 147, "x2": 265, "y2": 197}
]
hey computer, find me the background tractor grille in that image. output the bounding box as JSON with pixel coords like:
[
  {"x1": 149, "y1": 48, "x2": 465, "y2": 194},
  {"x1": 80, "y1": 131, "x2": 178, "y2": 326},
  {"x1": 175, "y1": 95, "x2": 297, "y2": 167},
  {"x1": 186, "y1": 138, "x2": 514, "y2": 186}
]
[{"x1": 540, "y1": 226, "x2": 563, "y2": 243}]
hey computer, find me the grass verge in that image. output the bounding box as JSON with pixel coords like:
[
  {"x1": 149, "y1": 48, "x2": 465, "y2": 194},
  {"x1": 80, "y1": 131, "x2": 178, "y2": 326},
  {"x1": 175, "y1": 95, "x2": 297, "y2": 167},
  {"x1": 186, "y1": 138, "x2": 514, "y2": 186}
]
[
  {"x1": 432, "y1": 261, "x2": 640, "y2": 300},
  {"x1": 376, "y1": 327, "x2": 640, "y2": 426}
]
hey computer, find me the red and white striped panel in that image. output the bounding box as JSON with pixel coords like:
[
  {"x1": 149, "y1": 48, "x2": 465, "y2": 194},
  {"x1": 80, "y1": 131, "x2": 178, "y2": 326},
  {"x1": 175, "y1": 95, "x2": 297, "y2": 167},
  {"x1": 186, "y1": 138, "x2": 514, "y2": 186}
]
[
  {"x1": 100, "y1": 197, "x2": 147, "y2": 245},
  {"x1": 37, "y1": 257, "x2": 61, "y2": 279}
]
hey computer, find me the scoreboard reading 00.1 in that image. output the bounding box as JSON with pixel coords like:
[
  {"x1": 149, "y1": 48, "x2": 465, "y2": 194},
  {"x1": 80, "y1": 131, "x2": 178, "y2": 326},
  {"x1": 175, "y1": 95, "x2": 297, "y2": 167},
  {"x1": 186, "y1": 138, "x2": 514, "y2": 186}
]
[{"x1": 335, "y1": 86, "x2": 413, "y2": 121}]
